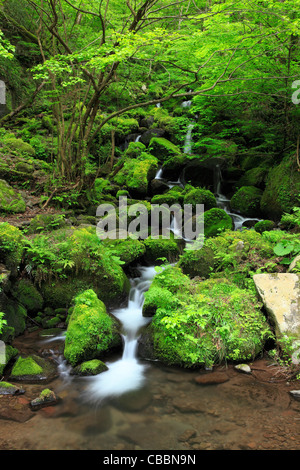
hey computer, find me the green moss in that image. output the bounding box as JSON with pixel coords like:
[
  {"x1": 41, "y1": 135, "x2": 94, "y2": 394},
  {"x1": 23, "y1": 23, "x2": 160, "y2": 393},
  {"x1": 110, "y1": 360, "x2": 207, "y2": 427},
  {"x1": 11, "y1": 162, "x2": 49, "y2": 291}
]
[
  {"x1": 183, "y1": 187, "x2": 217, "y2": 211},
  {"x1": 148, "y1": 137, "x2": 185, "y2": 171},
  {"x1": 0, "y1": 180, "x2": 26, "y2": 213},
  {"x1": 230, "y1": 186, "x2": 263, "y2": 217},
  {"x1": 141, "y1": 268, "x2": 272, "y2": 368},
  {"x1": 11, "y1": 356, "x2": 43, "y2": 376},
  {"x1": 178, "y1": 246, "x2": 215, "y2": 278},
  {"x1": 260, "y1": 154, "x2": 300, "y2": 220},
  {"x1": 254, "y1": 220, "x2": 276, "y2": 234},
  {"x1": 204, "y1": 208, "x2": 234, "y2": 238},
  {"x1": 0, "y1": 222, "x2": 26, "y2": 273},
  {"x1": 0, "y1": 345, "x2": 18, "y2": 376},
  {"x1": 113, "y1": 152, "x2": 158, "y2": 196},
  {"x1": 26, "y1": 226, "x2": 130, "y2": 307},
  {"x1": 73, "y1": 359, "x2": 108, "y2": 376},
  {"x1": 143, "y1": 236, "x2": 182, "y2": 264},
  {"x1": 11, "y1": 279, "x2": 43, "y2": 313},
  {"x1": 237, "y1": 166, "x2": 268, "y2": 188},
  {"x1": 3, "y1": 137, "x2": 36, "y2": 156},
  {"x1": 102, "y1": 238, "x2": 146, "y2": 266},
  {"x1": 64, "y1": 289, "x2": 122, "y2": 366},
  {"x1": 26, "y1": 213, "x2": 66, "y2": 235}
]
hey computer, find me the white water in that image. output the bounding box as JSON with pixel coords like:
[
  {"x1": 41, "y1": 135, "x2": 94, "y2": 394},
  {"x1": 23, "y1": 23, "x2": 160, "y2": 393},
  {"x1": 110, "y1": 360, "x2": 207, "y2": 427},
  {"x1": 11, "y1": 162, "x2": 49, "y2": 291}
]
[
  {"x1": 155, "y1": 167, "x2": 164, "y2": 180},
  {"x1": 84, "y1": 266, "x2": 157, "y2": 402},
  {"x1": 214, "y1": 167, "x2": 261, "y2": 230},
  {"x1": 183, "y1": 123, "x2": 194, "y2": 154}
]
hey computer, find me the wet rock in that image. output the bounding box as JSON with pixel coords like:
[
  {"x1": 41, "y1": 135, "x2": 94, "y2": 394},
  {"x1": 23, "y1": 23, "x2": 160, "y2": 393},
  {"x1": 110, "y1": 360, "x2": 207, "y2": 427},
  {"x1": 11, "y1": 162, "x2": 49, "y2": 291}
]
[
  {"x1": 178, "y1": 429, "x2": 197, "y2": 442},
  {"x1": 289, "y1": 390, "x2": 300, "y2": 401},
  {"x1": 234, "y1": 364, "x2": 252, "y2": 374},
  {"x1": 0, "y1": 395, "x2": 34, "y2": 422},
  {"x1": 194, "y1": 371, "x2": 230, "y2": 385},
  {"x1": 172, "y1": 397, "x2": 206, "y2": 413},
  {"x1": 0, "y1": 382, "x2": 25, "y2": 395},
  {"x1": 30, "y1": 388, "x2": 59, "y2": 411},
  {"x1": 9, "y1": 354, "x2": 58, "y2": 383}
]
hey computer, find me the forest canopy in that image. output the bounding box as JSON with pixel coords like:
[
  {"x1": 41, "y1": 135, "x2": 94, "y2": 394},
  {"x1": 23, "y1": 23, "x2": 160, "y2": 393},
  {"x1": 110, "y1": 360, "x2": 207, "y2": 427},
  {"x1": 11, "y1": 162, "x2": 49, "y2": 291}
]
[{"x1": 0, "y1": 0, "x2": 299, "y2": 181}]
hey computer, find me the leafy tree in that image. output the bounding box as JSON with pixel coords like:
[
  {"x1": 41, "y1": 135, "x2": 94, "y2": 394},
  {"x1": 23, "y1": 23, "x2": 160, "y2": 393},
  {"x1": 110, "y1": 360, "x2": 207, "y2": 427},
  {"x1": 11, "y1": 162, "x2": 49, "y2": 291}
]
[{"x1": 0, "y1": 0, "x2": 299, "y2": 182}]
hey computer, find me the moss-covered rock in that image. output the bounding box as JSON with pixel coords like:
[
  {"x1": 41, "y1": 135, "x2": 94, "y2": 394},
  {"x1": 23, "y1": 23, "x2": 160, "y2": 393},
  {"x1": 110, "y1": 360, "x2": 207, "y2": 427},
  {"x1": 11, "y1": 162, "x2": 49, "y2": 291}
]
[
  {"x1": 254, "y1": 220, "x2": 276, "y2": 234},
  {"x1": 112, "y1": 152, "x2": 158, "y2": 197},
  {"x1": 0, "y1": 381, "x2": 24, "y2": 395},
  {"x1": 71, "y1": 359, "x2": 108, "y2": 376},
  {"x1": 25, "y1": 226, "x2": 130, "y2": 307},
  {"x1": 140, "y1": 267, "x2": 272, "y2": 368},
  {"x1": 178, "y1": 246, "x2": 215, "y2": 278},
  {"x1": 0, "y1": 344, "x2": 18, "y2": 376},
  {"x1": 10, "y1": 354, "x2": 58, "y2": 383},
  {"x1": 3, "y1": 137, "x2": 36, "y2": 156},
  {"x1": 0, "y1": 223, "x2": 26, "y2": 275},
  {"x1": 183, "y1": 186, "x2": 217, "y2": 211},
  {"x1": 260, "y1": 154, "x2": 300, "y2": 220},
  {"x1": 0, "y1": 180, "x2": 26, "y2": 213},
  {"x1": 143, "y1": 236, "x2": 182, "y2": 264},
  {"x1": 64, "y1": 289, "x2": 122, "y2": 366},
  {"x1": 204, "y1": 208, "x2": 234, "y2": 238},
  {"x1": 148, "y1": 137, "x2": 185, "y2": 175},
  {"x1": 230, "y1": 186, "x2": 263, "y2": 217},
  {"x1": 101, "y1": 238, "x2": 146, "y2": 266},
  {"x1": 26, "y1": 213, "x2": 66, "y2": 235},
  {"x1": 0, "y1": 295, "x2": 27, "y2": 338},
  {"x1": 11, "y1": 279, "x2": 43, "y2": 314}
]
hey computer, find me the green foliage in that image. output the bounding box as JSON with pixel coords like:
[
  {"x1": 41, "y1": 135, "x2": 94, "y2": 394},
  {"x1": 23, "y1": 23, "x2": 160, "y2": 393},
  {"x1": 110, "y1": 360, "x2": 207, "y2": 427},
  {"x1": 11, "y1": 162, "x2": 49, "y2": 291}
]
[
  {"x1": 144, "y1": 266, "x2": 272, "y2": 368},
  {"x1": 0, "y1": 311, "x2": 7, "y2": 334}
]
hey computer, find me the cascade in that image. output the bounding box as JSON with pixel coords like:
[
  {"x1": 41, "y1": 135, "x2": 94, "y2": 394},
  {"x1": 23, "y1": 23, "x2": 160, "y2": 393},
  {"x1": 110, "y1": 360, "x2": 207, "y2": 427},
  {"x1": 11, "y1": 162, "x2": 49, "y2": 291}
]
[
  {"x1": 183, "y1": 123, "x2": 194, "y2": 154},
  {"x1": 84, "y1": 266, "x2": 157, "y2": 402}
]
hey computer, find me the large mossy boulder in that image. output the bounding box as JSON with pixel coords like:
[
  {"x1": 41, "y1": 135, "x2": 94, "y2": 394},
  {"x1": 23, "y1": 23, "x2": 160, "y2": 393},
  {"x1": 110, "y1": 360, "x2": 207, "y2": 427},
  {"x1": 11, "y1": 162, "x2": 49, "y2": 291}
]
[
  {"x1": 0, "y1": 222, "x2": 26, "y2": 275},
  {"x1": 260, "y1": 154, "x2": 300, "y2": 221},
  {"x1": 183, "y1": 186, "x2": 217, "y2": 211},
  {"x1": 0, "y1": 180, "x2": 26, "y2": 214},
  {"x1": 9, "y1": 354, "x2": 57, "y2": 383},
  {"x1": 11, "y1": 279, "x2": 43, "y2": 314},
  {"x1": 3, "y1": 137, "x2": 36, "y2": 156},
  {"x1": 112, "y1": 151, "x2": 158, "y2": 197},
  {"x1": 177, "y1": 246, "x2": 215, "y2": 278},
  {"x1": 64, "y1": 289, "x2": 122, "y2": 366},
  {"x1": 148, "y1": 137, "x2": 185, "y2": 177},
  {"x1": 0, "y1": 294, "x2": 27, "y2": 338},
  {"x1": 204, "y1": 207, "x2": 234, "y2": 238},
  {"x1": 25, "y1": 226, "x2": 130, "y2": 308},
  {"x1": 230, "y1": 185, "x2": 263, "y2": 217},
  {"x1": 140, "y1": 267, "x2": 272, "y2": 368},
  {"x1": 143, "y1": 236, "x2": 182, "y2": 264},
  {"x1": 26, "y1": 213, "x2": 67, "y2": 235}
]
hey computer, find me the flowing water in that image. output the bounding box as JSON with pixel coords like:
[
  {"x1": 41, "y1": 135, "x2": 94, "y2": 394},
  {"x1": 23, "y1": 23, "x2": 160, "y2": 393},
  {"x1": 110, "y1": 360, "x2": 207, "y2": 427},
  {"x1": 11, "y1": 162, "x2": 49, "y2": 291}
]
[
  {"x1": 83, "y1": 267, "x2": 156, "y2": 403},
  {"x1": 1, "y1": 123, "x2": 299, "y2": 452}
]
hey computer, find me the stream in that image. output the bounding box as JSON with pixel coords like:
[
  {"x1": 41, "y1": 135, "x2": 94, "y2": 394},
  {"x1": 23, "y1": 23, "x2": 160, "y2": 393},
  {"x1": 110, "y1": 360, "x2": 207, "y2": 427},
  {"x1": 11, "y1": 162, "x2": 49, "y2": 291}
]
[{"x1": 1, "y1": 121, "x2": 299, "y2": 452}]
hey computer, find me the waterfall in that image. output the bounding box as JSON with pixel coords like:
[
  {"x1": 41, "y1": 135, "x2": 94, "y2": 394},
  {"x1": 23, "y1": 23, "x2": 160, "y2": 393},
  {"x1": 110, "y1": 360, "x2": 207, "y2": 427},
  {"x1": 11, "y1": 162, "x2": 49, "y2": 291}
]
[
  {"x1": 183, "y1": 123, "x2": 194, "y2": 154},
  {"x1": 155, "y1": 168, "x2": 164, "y2": 179},
  {"x1": 84, "y1": 266, "x2": 157, "y2": 402},
  {"x1": 214, "y1": 165, "x2": 261, "y2": 230}
]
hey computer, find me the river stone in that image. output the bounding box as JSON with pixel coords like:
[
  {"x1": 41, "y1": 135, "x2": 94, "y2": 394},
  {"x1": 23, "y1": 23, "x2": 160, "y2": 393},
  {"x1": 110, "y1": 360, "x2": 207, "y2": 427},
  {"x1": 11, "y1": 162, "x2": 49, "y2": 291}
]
[
  {"x1": 234, "y1": 364, "x2": 252, "y2": 374},
  {"x1": 253, "y1": 273, "x2": 300, "y2": 337},
  {"x1": 289, "y1": 390, "x2": 300, "y2": 401},
  {"x1": 194, "y1": 371, "x2": 230, "y2": 385}
]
